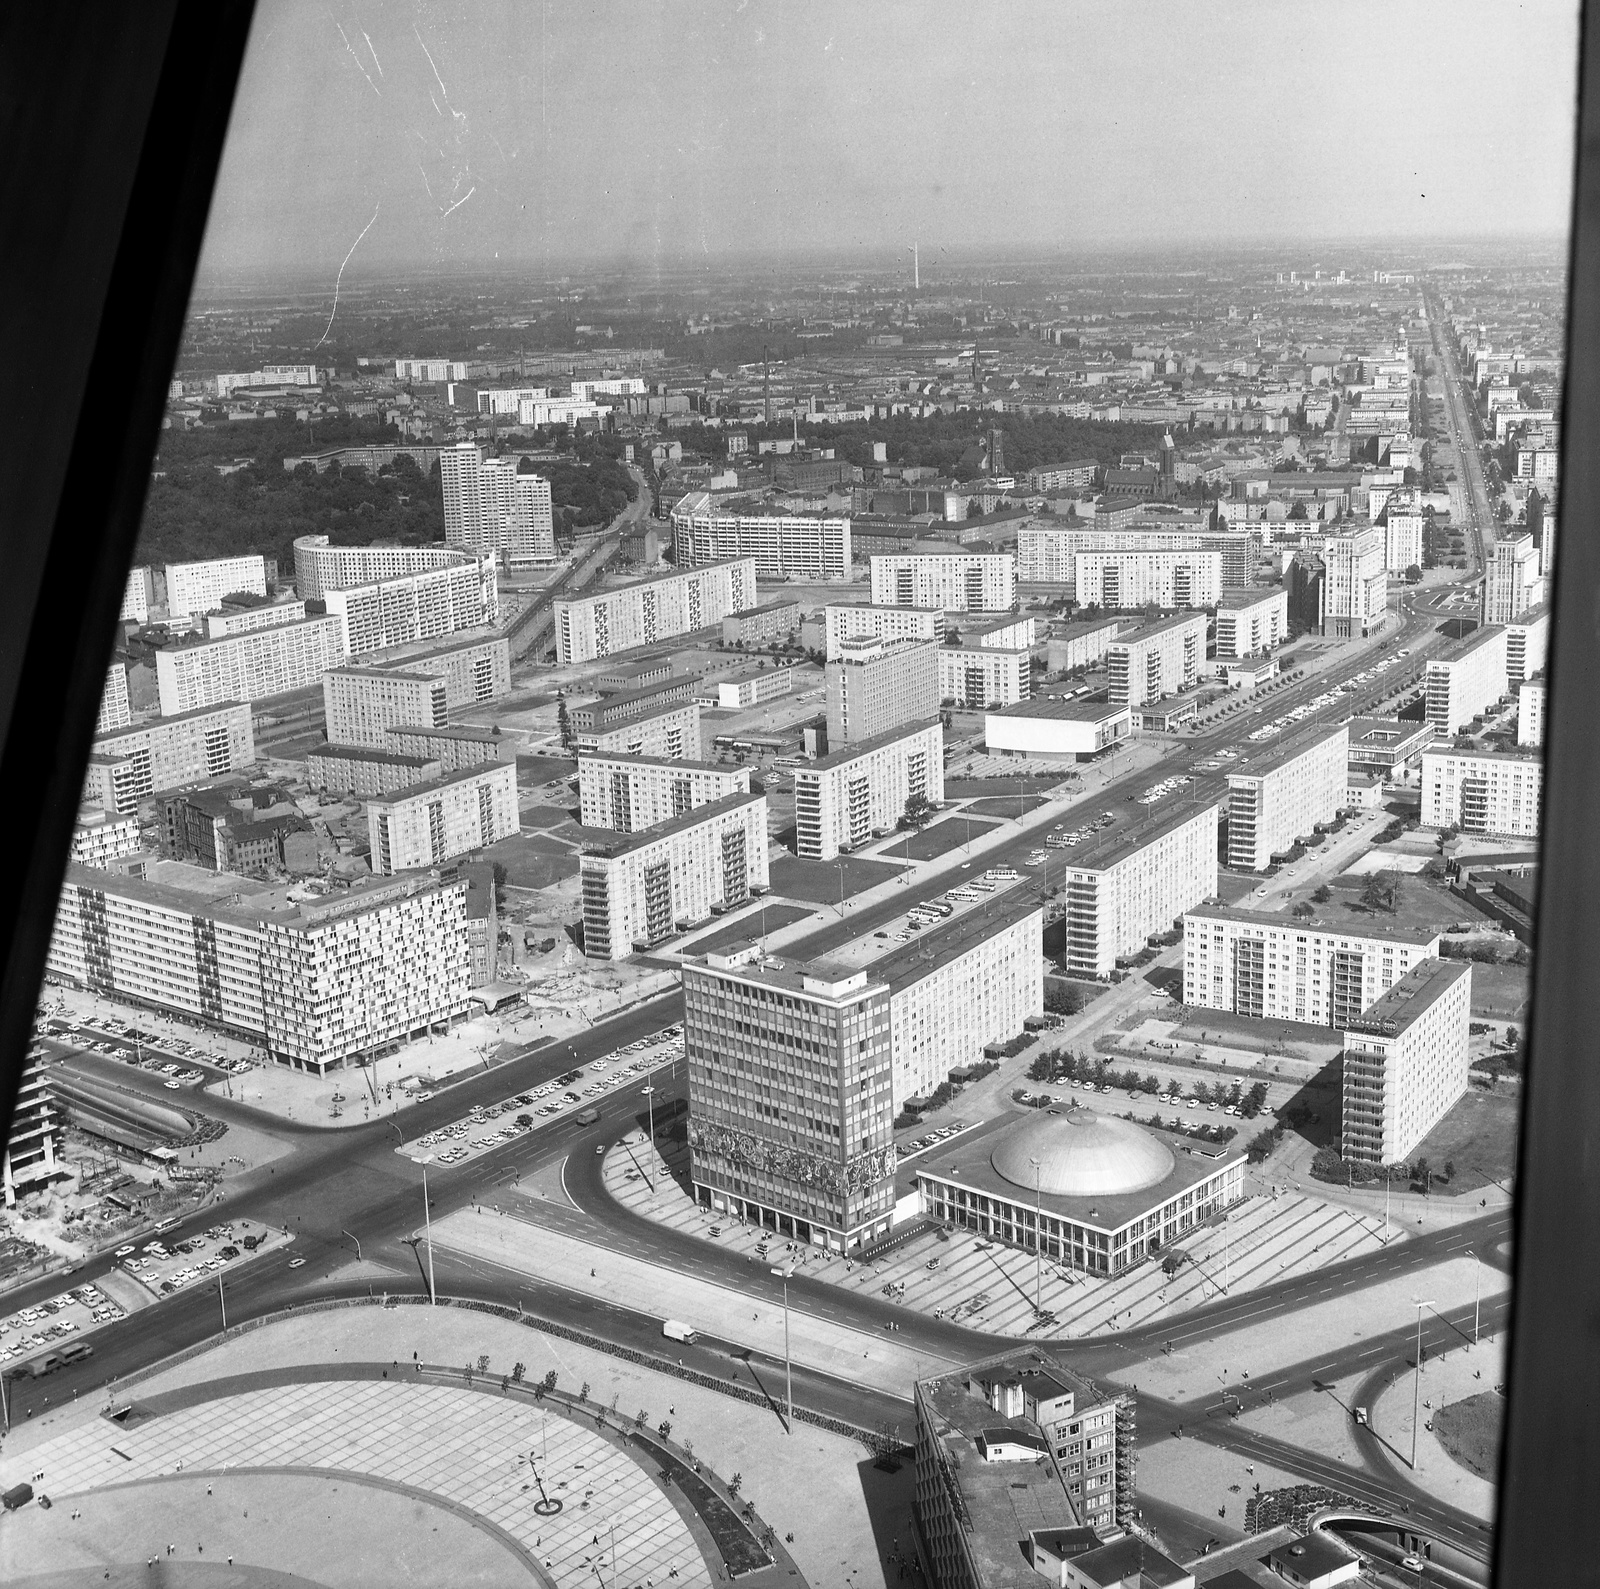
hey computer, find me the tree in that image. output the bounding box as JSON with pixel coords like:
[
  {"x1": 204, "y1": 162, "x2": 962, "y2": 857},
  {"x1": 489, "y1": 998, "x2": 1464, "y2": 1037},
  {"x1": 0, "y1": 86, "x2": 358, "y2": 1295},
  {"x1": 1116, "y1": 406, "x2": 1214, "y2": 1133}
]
[
  {"x1": 1414, "y1": 1156, "x2": 1431, "y2": 1189},
  {"x1": 557, "y1": 699, "x2": 575, "y2": 752},
  {"x1": 1404, "y1": 564, "x2": 1423, "y2": 584},
  {"x1": 900, "y1": 792, "x2": 935, "y2": 830},
  {"x1": 729, "y1": 1472, "x2": 743, "y2": 1496},
  {"x1": 1444, "y1": 1158, "x2": 1456, "y2": 1182},
  {"x1": 1292, "y1": 900, "x2": 1315, "y2": 918},
  {"x1": 1312, "y1": 884, "x2": 1332, "y2": 904}
]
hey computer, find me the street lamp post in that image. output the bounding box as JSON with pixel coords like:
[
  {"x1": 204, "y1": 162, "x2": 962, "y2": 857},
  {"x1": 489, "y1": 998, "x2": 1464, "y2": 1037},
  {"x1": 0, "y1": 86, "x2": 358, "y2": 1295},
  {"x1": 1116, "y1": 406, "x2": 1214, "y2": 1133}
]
[
  {"x1": 1411, "y1": 1299, "x2": 1433, "y2": 1470},
  {"x1": 422, "y1": 1156, "x2": 437, "y2": 1306},
  {"x1": 771, "y1": 1264, "x2": 795, "y2": 1427},
  {"x1": 1474, "y1": 1257, "x2": 1481, "y2": 1345},
  {"x1": 1030, "y1": 1158, "x2": 1043, "y2": 1314}
]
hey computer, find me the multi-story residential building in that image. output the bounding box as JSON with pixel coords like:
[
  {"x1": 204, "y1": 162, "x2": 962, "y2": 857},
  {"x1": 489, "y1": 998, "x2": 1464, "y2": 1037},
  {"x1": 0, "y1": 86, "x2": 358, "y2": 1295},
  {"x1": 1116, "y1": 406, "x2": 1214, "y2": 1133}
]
[
  {"x1": 46, "y1": 864, "x2": 472, "y2": 1075},
  {"x1": 1107, "y1": 614, "x2": 1205, "y2": 707},
  {"x1": 1046, "y1": 616, "x2": 1122, "y2": 675},
  {"x1": 1214, "y1": 586, "x2": 1288, "y2": 659},
  {"x1": 388, "y1": 634, "x2": 510, "y2": 709},
  {"x1": 870, "y1": 552, "x2": 1016, "y2": 613},
  {"x1": 164, "y1": 555, "x2": 269, "y2": 620},
  {"x1": 291, "y1": 536, "x2": 474, "y2": 600},
  {"x1": 938, "y1": 642, "x2": 1030, "y2": 708},
  {"x1": 367, "y1": 762, "x2": 520, "y2": 874},
  {"x1": 670, "y1": 492, "x2": 852, "y2": 580},
  {"x1": 880, "y1": 891, "x2": 1043, "y2": 1107},
  {"x1": 1182, "y1": 904, "x2": 1439, "y2": 1026},
  {"x1": 1504, "y1": 604, "x2": 1549, "y2": 683},
  {"x1": 120, "y1": 566, "x2": 151, "y2": 625},
  {"x1": 385, "y1": 723, "x2": 512, "y2": 773},
  {"x1": 1482, "y1": 534, "x2": 1544, "y2": 625},
  {"x1": 578, "y1": 753, "x2": 750, "y2": 833},
  {"x1": 826, "y1": 638, "x2": 939, "y2": 745},
  {"x1": 823, "y1": 603, "x2": 946, "y2": 659},
  {"x1": 307, "y1": 745, "x2": 444, "y2": 800},
  {"x1": 1026, "y1": 459, "x2": 1098, "y2": 491},
  {"x1": 397, "y1": 357, "x2": 468, "y2": 383},
  {"x1": 1425, "y1": 626, "x2": 1508, "y2": 734},
  {"x1": 555, "y1": 558, "x2": 758, "y2": 666},
  {"x1": 458, "y1": 861, "x2": 499, "y2": 988},
  {"x1": 1061, "y1": 804, "x2": 1218, "y2": 978},
  {"x1": 961, "y1": 613, "x2": 1036, "y2": 651},
  {"x1": 1422, "y1": 745, "x2": 1543, "y2": 837},
  {"x1": 914, "y1": 1356, "x2": 1137, "y2": 1564},
  {"x1": 569, "y1": 678, "x2": 701, "y2": 737},
  {"x1": 323, "y1": 561, "x2": 499, "y2": 657},
  {"x1": 215, "y1": 365, "x2": 319, "y2": 394},
  {"x1": 96, "y1": 662, "x2": 132, "y2": 734},
  {"x1": 280, "y1": 444, "x2": 442, "y2": 476},
  {"x1": 323, "y1": 666, "x2": 448, "y2": 749},
  {"x1": 159, "y1": 783, "x2": 315, "y2": 877},
  {"x1": 3, "y1": 1060, "x2": 63, "y2": 1207},
  {"x1": 576, "y1": 699, "x2": 702, "y2": 760},
  {"x1": 1016, "y1": 526, "x2": 1260, "y2": 591},
  {"x1": 1319, "y1": 526, "x2": 1387, "y2": 637},
  {"x1": 69, "y1": 806, "x2": 142, "y2": 868},
  {"x1": 1383, "y1": 504, "x2": 1426, "y2": 574},
  {"x1": 154, "y1": 616, "x2": 346, "y2": 716},
  {"x1": 579, "y1": 792, "x2": 769, "y2": 960},
  {"x1": 1226, "y1": 725, "x2": 1348, "y2": 871},
  {"x1": 1341, "y1": 959, "x2": 1473, "y2": 1163},
  {"x1": 793, "y1": 721, "x2": 944, "y2": 860},
  {"x1": 721, "y1": 600, "x2": 801, "y2": 649},
  {"x1": 1519, "y1": 677, "x2": 1546, "y2": 747},
  {"x1": 82, "y1": 702, "x2": 255, "y2": 815},
  {"x1": 438, "y1": 442, "x2": 557, "y2": 563},
  {"x1": 201, "y1": 599, "x2": 308, "y2": 640},
  {"x1": 1072, "y1": 548, "x2": 1221, "y2": 610},
  {"x1": 683, "y1": 944, "x2": 896, "y2": 1250}
]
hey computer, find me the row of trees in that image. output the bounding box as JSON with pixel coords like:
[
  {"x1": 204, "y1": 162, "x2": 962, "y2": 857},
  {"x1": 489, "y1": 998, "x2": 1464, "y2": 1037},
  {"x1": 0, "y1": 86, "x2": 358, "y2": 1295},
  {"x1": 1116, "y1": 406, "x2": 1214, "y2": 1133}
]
[{"x1": 1024, "y1": 1048, "x2": 1271, "y2": 1116}]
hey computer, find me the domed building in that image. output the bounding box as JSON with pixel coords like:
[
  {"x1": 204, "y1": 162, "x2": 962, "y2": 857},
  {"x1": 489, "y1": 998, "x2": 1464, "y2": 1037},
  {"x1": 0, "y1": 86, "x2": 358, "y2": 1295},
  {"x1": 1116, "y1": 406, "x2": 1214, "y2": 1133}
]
[{"x1": 915, "y1": 1103, "x2": 1245, "y2": 1276}]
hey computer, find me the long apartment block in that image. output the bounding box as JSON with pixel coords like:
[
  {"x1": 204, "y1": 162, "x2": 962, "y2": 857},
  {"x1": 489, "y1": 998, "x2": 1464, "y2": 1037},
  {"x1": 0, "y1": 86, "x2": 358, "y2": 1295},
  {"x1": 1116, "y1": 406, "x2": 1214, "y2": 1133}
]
[
  {"x1": 1425, "y1": 626, "x2": 1508, "y2": 734},
  {"x1": 1421, "y1": 745, "x2": 1543, "y2": 837},
  {"x1": 579, "y1": 791, "x2": 769, "y2": 960},
  {"x1": 323, "y1": 667, "x2": 448, "y2": 749},
  {"x1": 96, "y1": 663, "x2": 132, "y2": 735},
  {"x1": 439, "y1": 442, "x2": 556, "y2": 562},
  {"x1": 367, "y1": 761, "x2": 520, "y2": 874},
  {"x1": 826, "y1": 638, "x2": 940, "y2": 746},
  {"x1": 1341, "y1": 958, "x2": 1472, "y2": 1163},
  {"x1": 165, "y1": 555, "x2": 268, "y2": 620},
  {"x1": 292, "y1": 535, "x2": 481, "y2": 600},
  {"x1": 1225, "y1": 724, "x2": 1348, "y2": 871},
  {"x1": 670, "y1": 492, "x2": 851, "y2": 580},
  {"x1": 83, "y1": 702, "x2": 255, "y2": 814},
  {"x1": 1016, "y1": 525, "x2": 1261, "y2": 590},
  {"x1": 793, "y1": 720, "x2": 944, "y2": 861},
  {"x1": 555, "y1": 558, "x2": 757, "y2": 665},
  {"x1": 47, "y1": 863, "x2": 472, "y2": 1075},
  {"x1": 1182, "y1": 904, "x2": 1440, "y2": 1025},
  {"x1": 155, "y1": 617, "x2": 346, "y2": 717},
  {"x1": 576, "y1": 698, "x2": 702, "y2": 760},
  {"x1": 870, "y1": 552, "x2": 1016, "y2": 613},
  {"x1": 578, "y1": 752, "x2": 751, "y2": 832},
  {"x1": 1062, "y1": 803, "x2": 1218, "y2": 978},
  {"x1": 823, "y1": 603, "x2": 946, "y2": 660},
  {"x1": 1107, "y1": 614, "x2": 1205, "y2": 708},
  {"x1": 1215, "y1": 586, "x2": 1289, "y2": 659},
  {"x1": 1072, "y1": 548, "x2": 1221, "y2": 609},
  {"x1": 321, "y1": 553, "x2": 499, "y2": 656}
]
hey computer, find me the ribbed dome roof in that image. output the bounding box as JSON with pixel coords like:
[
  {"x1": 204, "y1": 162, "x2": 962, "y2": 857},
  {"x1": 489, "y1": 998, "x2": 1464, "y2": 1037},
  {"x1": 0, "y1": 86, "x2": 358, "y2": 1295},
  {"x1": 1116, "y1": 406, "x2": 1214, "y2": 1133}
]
[{"x1": 990, "y1": 1106, "x2": 1175, "y2": 1199}]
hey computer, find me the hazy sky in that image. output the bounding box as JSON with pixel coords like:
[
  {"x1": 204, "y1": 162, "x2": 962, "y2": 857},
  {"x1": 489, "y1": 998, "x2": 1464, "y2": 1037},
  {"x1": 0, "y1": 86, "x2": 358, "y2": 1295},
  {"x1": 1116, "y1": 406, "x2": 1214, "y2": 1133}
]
[{"x1": 197, "y1": 0, "x2": 1580, "y2": 283}]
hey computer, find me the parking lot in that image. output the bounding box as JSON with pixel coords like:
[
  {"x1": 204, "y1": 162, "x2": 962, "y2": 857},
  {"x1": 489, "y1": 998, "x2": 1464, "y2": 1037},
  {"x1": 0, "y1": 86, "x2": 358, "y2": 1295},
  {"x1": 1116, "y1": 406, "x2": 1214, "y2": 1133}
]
[
  {"x1": 397, "y1": 1028, "x2": 685, "y2": 1165},
  {"x1": 34, "y1": 1010, "x2": 250, "y2": 1088},
  {"x1": 1244, "y1": 652, "x2": 1411, "y2": 744}
]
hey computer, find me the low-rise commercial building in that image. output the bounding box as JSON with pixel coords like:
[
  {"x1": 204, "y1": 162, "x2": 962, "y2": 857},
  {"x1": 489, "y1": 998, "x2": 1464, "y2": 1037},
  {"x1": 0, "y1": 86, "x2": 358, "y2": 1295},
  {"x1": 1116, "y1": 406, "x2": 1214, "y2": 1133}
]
[
  {"x1": 823, "y1": 602, "x2": 946, "y2": 659},
  {"x1": 938, "y1": 643, "x2": 1030, "y2": 708},
  {"x1": 579, "y1": 792, "x2": 769, "y2": 960},
  {"x1": 1425, "y1": 626, "x2": 1509, "y2": 734},
  {"x1": 82, "y1": 702, "x2": 256, "y2": 815},
  {"x1": 670, "y1": 493, "x2": 851, "y2": 580},
  {"x1": 1182, "y1": 904, "x2": 1440, "y2": 1026},
  {"x1": 1421, "y1": 745, "x2": 1543, "y2": 837},
  {"x1": 793, "y1": 721, "x2": 944, "y2": 860},
  {"x1": 826, "y1": 638, "x2": 939, "y2": 745},
  {"x1": 870, "y1": 552, "x2": 1016, "y2": 613},
  {"x1": 1107, "y1": 614, "x2": 1204, "y2": 708},
  {"x1": 578, "y1": 753, "x2": 750, "y2": 832},
  {"x1": 915, "y1": 1354, "x2": 1137, "y2": 1571},
  {"x1": 721, "y1": 600, "x2": 801, "y2": 649},
  {"x1": 1346, "y1": 715, "x2": 1433, "y2": 775},
  {"x1": 1214, "y1": 586, "x2": 1288, "y2": 659},
  {"x1": 1062, "y1": 804, "x2": 1218, "y2": 978},
  {"x1": 569, "y1": 677, "x2": 701, "y2": 737},
  {"x1": 155, "y1": 616, "x2": 346, "y2": 717},
  {"x1": 1226, "y1": 725, "x2": 1348, "y2": 871},
  {"x1": 555, "y1": 558, "x2": 758, "y2": 665},
  {"x1": 46, "y1": 863, "x2": 472, "y2": 1075},
  {"x1": 367, "y1": 761, "x2": 520, "y2": 874},
  {"x1": 985, "y1": 698, "x2": 1131, "y2": 761},
  {"x1": 702, "y1": 666, "x2": 796, "y2": 710},
  {"x1": 1341, "y1": 959, "x2": 1473, "y2": 1163},
  {"x1": 576, "y1": 698, "x2": 703, "y2": 760}
]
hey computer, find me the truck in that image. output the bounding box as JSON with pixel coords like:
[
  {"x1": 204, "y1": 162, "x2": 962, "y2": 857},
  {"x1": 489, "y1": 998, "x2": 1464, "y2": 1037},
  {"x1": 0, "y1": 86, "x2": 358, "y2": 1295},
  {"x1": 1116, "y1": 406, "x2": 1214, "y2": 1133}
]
[
  {"x1": 575, "y1": 1108, "x2": 600, "y2": 1126},
  {"x1": 662, "y1": 1319, "x2": 698, "y2": 1344},
  {"x1": 2, "y1": 1483, "x2": 34, "y2": 1512}
]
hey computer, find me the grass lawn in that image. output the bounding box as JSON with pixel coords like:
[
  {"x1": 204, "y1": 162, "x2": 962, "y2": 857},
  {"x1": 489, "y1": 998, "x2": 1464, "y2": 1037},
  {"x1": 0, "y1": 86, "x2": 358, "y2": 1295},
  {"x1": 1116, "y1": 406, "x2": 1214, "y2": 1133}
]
[
  {"x1": 1470, "y1": 962, "x2": 1531, "y2": 1020},
  {"x1": 475, "y1": 830, "x2": 580, "y2": 889},
  {"x1": 679, "y1": 903, "x2": 816, "y2": 954},
  {"x1": 943, "y1": 775, "x2": 1068, "y2": 799},
  {"x1": 1408, "y1": 1086, "x2": 1520, "y2": 1193},
  {"x1": 1434, "y1": 1390, "x2": 1503, "y2": 1480},
  {"x1": 964, "y1": 793, "x2": 1050, "y2": 818},
  {"x1": 521, "y1": 803, "x2": 580, "y2": 833},
  {"x1": 1321, "y1": 872, "x2": 1494, "y2": 937},
  {"x1": 515, "y1": 753, "x2": 574, "y2": 786},
  {"x1": 887, "y1": 814, "x2": 998, "y2": 862},
  {"x1": 768, "y1": 852, "x2": 904, "y2": 903}
]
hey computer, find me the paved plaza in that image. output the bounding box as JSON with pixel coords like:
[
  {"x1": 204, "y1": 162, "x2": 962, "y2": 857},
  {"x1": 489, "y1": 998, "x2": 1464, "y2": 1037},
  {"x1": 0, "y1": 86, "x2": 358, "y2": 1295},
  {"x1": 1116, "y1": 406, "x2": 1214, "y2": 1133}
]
[{"x1": 603, "y1": 1135, "x2": 1402, "y2": 1337}]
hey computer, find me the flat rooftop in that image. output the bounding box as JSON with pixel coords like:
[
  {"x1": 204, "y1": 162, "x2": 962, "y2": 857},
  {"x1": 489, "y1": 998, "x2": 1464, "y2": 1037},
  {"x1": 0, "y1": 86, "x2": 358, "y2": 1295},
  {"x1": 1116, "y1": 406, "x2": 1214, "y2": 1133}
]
[
  {"x1": 1217, "y1": 585, "x2": 1285, "y2": 610},
  {"x1": 578, "y1": 790, "x2": 763, "y2": 859},
  {"x1": 988, "y1": 697, "x2": 1129, "y2": 724},
  {"x1": 1421, "y1": 742, "x2": 1542, "y2": 765},
  {"x1": 1110, "y1": 612, "x2": 1206, "y2": 645},
  {"x1": 1063, "y1": 794, "x2": 1222, "y2": 873},
  {"x1": 1226, "y1": 721, "x2": 1347, "y2": 779},
  {"x1": 869, "y1": 888, "x2": 1042, "y2": 993},
  {"x1": 1186, "y1": 901, "x2": 1440, "y2": 947},
  {"x1": 368, "y1": 761, "x2": 511, "y2": 807},
  {"x1": 1343, "y1": 957, "x2": 1470, "y2": 1036},
  {"x1": 576, "y1": 751, "x2": 732, "y2": 774},
  {"x1": 1429, "y1": 624, "x2": 1506, "y2": 665},
  {"x1": 803, "y1": 718, "x2": 941, "y2": 773},
  {"x1": 1347, "y1": 714, "x2": 1432, "y2": 749}
]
